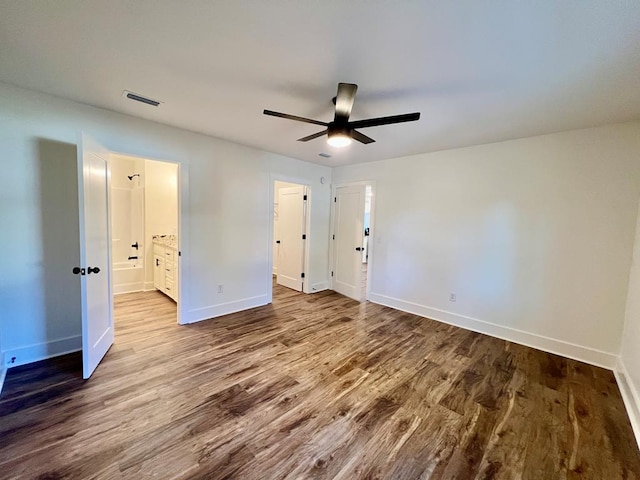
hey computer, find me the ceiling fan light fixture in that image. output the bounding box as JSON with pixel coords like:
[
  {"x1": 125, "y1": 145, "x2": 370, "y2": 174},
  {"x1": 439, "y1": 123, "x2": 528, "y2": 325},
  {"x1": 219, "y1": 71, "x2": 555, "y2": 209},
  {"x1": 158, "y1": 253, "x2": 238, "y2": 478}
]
[
  {"x1": 327, "y1": 126, "x2": 352, "y2": 147},
  {"x1": 327, "y1": 133, "x2": 352, "y2": 148}
]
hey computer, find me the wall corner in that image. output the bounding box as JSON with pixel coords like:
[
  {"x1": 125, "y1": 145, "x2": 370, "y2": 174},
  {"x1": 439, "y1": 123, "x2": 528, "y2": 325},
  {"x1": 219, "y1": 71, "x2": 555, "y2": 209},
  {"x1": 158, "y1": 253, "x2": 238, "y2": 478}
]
[{"x1": 614, "y1": 356, "x2": 640, "y2": 450}]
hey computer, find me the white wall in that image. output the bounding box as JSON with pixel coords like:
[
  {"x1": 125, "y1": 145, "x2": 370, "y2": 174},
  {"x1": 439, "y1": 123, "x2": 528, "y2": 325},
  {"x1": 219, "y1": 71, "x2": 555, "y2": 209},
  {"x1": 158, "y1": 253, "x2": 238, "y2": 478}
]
[
  {"x1": 109, "y1": 155, "x2": 140, "y2": 265},
  {"x1": 0, "y1": 82, "x2": 331, "y2": 367},
  {"x1": 618, "y1": 200, "x2": 640, "y2": 442},
  {"x1": 144, "y1": 159, "x2": 179, "y2": 287},
  {"x1": 333, "y1": 122, "x2": 640, "y2": 367},
  {"x1": 0, "y1": 136, "x2": 82, "y2": 367}
]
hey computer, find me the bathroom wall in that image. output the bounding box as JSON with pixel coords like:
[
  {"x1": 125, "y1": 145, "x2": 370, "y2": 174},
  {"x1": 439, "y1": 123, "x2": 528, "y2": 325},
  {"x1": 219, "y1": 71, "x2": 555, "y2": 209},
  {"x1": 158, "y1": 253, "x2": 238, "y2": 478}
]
[
  {"x1": 144, "y1": 159, "x2": 179, "y2": 289},
  {"x1": 109, "y1": 155, "x2": 144, "y2": 265},
  {"x1": 110, "y1": 155, "x2": 177, "y2": 290}
]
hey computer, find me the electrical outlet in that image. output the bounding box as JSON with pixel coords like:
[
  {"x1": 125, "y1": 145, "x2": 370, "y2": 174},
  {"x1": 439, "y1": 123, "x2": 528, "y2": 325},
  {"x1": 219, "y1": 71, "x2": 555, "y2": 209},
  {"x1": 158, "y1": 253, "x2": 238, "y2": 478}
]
[
  {"x1": 217, "y1": 284, "x2": 223, "y2": 294},
  {"x1": 449, "y1": 293, "x2": 456, "y2": 302}
]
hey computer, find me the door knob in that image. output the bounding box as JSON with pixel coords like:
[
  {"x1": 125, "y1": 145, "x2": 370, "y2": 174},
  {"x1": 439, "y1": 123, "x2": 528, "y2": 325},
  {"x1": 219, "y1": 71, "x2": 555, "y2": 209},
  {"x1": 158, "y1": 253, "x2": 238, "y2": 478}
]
[
  {"x1": 72, "y1": 267, "x2": 85, "y2": 275},
  {"x1": 355, "y1": 247, "x2": 363, "y2": 251},
  {"x1": 87, "y1": 266, "x2": 100, "y2": 275}
]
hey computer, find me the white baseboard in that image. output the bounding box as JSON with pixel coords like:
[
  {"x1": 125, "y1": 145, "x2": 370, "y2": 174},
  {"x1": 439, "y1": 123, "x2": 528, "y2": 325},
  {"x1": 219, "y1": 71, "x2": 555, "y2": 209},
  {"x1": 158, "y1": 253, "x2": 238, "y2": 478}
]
[
  {"x1": 310, "y1": 281, "x2": 329, "y2": 293},
  {"x1": 614, "y1": 357, "x2": 640, "y2": 450},
  {"x1": 143, "y1": 281, "x2": 155, "y2": 291},
  {"x1": 113, "y1": 282, "x2": 145, "y2": 295},
  {"x1": 0, "y1": 352, "x2": 6, "y2": 394},
  {"x1": 4, "y1": 335, "x2": 82, "y2": 368},
  {"x1": 367, "y1": 292, "x2": 617, "y2": 369},
  {"x1": 185, "y1": 295, "x2": 269, "y2": 324}
]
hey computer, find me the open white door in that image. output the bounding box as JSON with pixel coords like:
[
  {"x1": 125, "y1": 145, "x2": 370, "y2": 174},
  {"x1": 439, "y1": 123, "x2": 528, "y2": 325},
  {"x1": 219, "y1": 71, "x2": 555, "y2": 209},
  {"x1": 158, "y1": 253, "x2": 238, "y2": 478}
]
[
  {"x1": 77, "y1": 133, "x2": 114, "y2": 379},
  {"x1": 332, "y1": 185, "x2": 366, "y2": 301},
  {"x1": 277, "y1": 185, "x2": 306, "y2": 291}
]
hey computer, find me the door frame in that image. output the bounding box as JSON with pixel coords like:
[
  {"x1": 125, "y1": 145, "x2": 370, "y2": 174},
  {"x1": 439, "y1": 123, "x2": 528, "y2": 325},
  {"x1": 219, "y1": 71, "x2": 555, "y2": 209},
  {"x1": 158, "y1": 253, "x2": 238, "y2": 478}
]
[
  {"x1": 329, "y1": 180, "x2": 376, "y2": 302},
  {"x1": 107, "y1": 149, "x2": 188, "y2": 325},
  {"x1": 268, "y1": 174, "x2": 312, "y2": 301}
]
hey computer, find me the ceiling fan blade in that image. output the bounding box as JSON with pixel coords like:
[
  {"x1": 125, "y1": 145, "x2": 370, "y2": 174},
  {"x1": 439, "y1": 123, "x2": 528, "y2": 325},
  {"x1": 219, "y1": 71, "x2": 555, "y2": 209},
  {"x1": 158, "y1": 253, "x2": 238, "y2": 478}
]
[
  {"x1": 297, "y1": 130, "x2": 328, "y2": 142},
  {"x1": 334, "y1": 83, "x2": 358, "y2": 122},
  {"x1": 263, "y1": 110, "x2": 328, "y2": 126},
  {"x1": 351, "y1": 130, "x2": 375, "y2": 144},
  {"x1": 348, "y1": 112, "x2": 420, "y2": 129}
]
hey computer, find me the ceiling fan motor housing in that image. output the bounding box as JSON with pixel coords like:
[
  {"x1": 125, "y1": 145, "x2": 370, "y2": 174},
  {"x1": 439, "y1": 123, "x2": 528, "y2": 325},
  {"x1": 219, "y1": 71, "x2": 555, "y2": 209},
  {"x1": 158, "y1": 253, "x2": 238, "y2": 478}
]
[{"x1": 328, "y1": 124, "x2": 351, "y2": 137}]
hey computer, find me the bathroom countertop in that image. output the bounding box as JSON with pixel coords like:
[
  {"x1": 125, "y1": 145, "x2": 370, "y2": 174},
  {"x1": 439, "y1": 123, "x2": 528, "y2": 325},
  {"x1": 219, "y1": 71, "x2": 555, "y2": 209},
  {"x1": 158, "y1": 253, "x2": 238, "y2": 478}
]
[{"x1": 152, "y1": 234, "x2": 177, "y2": 248}]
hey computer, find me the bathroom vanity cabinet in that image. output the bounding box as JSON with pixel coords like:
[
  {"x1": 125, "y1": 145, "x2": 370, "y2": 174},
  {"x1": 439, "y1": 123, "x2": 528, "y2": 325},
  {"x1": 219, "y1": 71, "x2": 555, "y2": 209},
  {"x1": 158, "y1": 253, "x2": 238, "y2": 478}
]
[{"x1": 153, "y1": 237, "x2": 178, "y2": 302}]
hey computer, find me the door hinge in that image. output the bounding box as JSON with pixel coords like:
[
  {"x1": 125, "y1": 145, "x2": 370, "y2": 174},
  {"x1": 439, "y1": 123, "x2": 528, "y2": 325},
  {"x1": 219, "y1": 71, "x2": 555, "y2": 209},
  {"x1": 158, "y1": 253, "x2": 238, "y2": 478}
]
[
  {"x1": 332, "y1": 234, "x2": 335, "y2": 240},
  {"x1": 334, "y1": 197, "x2": 337, "y2": 202},
  {"x1": 178, "y1": 251, "x2": 181, "y2": 256},
  {"x1": 301, "y1": 272, "x2": 305, "y2": 278},
  {"x1": 331, "y1": 271, "x2": 334, "y2": 277},
  {"x1": 302, "y1": 234, "x2": 306, "y2": 240},
  {"x1": 303, "y1": 194, "x2": 308, "y2": 201}
]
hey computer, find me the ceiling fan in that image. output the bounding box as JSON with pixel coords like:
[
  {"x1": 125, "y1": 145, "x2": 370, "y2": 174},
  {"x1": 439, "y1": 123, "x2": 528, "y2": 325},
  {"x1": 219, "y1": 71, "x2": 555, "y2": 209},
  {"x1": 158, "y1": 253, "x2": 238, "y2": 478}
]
[{"x1": 263, "y1": 83, "x2": 420, "y2": 147}]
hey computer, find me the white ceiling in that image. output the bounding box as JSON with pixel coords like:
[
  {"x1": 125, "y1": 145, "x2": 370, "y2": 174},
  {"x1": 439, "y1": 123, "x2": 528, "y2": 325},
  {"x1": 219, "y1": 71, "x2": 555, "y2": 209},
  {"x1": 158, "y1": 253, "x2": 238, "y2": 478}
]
[{"x1": 1, "y1": 1, "x2": 639, "y2": 166}]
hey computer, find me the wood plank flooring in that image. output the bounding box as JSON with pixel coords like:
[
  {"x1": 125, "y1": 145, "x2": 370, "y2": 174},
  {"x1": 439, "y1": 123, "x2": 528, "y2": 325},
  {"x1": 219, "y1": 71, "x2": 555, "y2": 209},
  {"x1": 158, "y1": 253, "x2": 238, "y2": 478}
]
[{"x1": 1, "y1": 284, "x2": 639, "y2": 479}]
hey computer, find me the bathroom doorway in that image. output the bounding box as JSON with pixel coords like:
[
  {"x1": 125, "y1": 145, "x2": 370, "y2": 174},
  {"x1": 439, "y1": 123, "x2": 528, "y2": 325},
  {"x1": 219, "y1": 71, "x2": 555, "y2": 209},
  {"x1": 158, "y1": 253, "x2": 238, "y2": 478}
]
[{"x1": 109, "y1": 154, "x2": 180, "y2": 326}]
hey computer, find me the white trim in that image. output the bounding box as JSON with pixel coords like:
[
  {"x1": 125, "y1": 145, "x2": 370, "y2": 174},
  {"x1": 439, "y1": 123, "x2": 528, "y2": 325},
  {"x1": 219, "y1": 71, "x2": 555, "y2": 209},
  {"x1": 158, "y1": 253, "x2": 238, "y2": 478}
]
[
  {"x1": 0, "y1": 352, "x2": 5, "y2": 394},
  {"x1": 365, "y1": 184, "x2": 376, "y2": 302},
  {"x1": 185, "y1": 295, "x2": 269, "y2": 324},
  {"x1": 368, "y1": 291, "x2": 617, "y2": 369},
  {"x1": 143, "y1": 281, "x2": 155, "y2": 291},
  {"x1": 177, "y1": 162, "x2": 188, "y2": 325},
  {"x1": 4, "y1": 335, "x2": 82, "y2": 369},
  {"x1": 302, "y1": 186, "x2": 311, "y2": 294},
  {"x1": 0, "y1": 367, "x2": 6, "y2": 395},
  {"x1": 614, "y1": 357, "x2": 640, "y2": 450},
  {"x1": 113, "y1": 282, "x2": 145, "y2": 295},
  {"x1": 310, "y1": 281, "x2": 329, "y2": 293}
]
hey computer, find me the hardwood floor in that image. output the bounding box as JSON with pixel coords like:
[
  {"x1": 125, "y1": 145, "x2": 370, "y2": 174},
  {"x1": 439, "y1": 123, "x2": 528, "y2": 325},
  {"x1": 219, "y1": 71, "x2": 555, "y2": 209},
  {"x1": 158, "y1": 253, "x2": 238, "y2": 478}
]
[{"x1": 1, "y1": 285, "x2": 639, "y2": 479}]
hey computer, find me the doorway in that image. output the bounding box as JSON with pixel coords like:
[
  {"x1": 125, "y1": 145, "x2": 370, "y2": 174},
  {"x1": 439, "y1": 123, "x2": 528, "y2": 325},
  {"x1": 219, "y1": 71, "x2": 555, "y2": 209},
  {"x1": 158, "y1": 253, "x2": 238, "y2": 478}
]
[
  {"x1": 109, "y1": 154, "x2": 180, "y2": 324},
  {"x1": 272, "y1": 180, "x2": 310, "y2": 294},
  {"x1": 362, "y1": 185, "x2": 372, "y2": 299},
  {"x1": 330, "y1": 182, "x2": 374, "y2": 302},
  {"x1": 77, "y1": 134, "x2": 186, "y2": 379}
]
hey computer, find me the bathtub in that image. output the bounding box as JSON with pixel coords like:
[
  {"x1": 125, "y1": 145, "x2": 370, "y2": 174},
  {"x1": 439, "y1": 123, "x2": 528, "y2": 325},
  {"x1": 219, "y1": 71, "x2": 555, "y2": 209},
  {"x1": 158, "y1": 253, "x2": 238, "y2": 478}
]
[{"x1": 113, "y1": 260, "x2": 145, "y2": 295}]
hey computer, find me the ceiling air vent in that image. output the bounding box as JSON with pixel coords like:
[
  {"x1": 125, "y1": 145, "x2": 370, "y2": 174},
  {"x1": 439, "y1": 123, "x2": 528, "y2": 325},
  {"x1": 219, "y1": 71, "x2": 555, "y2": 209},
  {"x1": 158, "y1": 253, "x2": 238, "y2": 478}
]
[
  {"x1": 122, "y1": 90, "x2": 161, "y2": 107},
  {"x1": 319, "y1": 153, "x2": 332, "y2": 158}
]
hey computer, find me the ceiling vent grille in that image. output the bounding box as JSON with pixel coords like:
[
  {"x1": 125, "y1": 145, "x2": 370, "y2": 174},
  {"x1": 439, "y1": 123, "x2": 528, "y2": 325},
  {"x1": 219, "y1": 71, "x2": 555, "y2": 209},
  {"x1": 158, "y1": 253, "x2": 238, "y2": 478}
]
[
  {"x1": 122, "y1": 90, "x2": 161, "y2": 107},
  {"x1": 319, "y1": 152, "x2": 332, "y2": 158}
]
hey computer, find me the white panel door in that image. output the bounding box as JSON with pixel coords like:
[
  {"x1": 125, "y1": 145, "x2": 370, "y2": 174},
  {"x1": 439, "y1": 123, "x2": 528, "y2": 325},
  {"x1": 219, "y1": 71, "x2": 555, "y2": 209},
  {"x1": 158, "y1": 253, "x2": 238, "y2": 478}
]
[
  {"x1": 333, "y1": 185, "x2": 366, "y2": 301},
  {"x1": 78, "y1": 133, "x2": 114, "y2": 379},
  {"x1": 277, "y1": 186, "x2": 306, "y2": 291}
]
